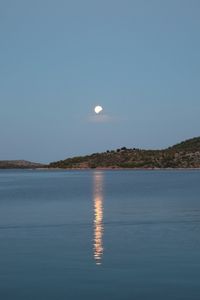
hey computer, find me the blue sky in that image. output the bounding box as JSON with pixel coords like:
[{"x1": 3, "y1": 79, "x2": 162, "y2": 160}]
[{"x1": 0, "y1": 0, "x2": 200, "y2": 162}]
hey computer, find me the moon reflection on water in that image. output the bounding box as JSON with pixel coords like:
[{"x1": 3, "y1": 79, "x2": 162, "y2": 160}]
[{"x1": 93, "y1": 172, "x2": 104, "y2": 265}]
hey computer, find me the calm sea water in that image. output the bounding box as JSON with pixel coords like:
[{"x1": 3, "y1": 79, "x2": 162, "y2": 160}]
[{"x1": 0, "y1": 170, "x2": 200, "y2": 300}]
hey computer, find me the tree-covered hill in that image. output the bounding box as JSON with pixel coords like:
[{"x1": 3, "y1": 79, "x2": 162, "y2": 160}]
[
  {"x1": 49, "y1": 137, "x2": 200, "y2": 169},
  {"x1": 169, "y1": 137, "x2": 200, "y2": 152}
]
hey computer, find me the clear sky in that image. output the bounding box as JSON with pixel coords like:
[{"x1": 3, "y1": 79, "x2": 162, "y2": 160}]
[{"x1": 0, "y1": 0, "x2": 200, "y2": 163}]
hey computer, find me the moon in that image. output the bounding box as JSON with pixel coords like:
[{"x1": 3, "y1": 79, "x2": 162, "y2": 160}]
[{"x1": 94, "y1": 105, "x2": 103, "y2": 114}]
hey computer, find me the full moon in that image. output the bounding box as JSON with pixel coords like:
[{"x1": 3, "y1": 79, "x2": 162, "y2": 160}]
[{"x1": 94, "y1": 105, "x2": 103, "y2": 114}]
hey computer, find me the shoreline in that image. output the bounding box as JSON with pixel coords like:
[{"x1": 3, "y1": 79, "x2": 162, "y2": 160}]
[{"x1": 1, "y1": 167, "x2": 200, "y2": 171}]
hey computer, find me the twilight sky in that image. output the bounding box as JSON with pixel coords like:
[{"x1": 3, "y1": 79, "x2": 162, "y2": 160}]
[{"x1": 0, "y1": 0, "x2": 200, "y2": 163}]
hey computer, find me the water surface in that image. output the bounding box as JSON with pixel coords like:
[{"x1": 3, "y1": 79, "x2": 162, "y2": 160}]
[{"x1": 0, "y1": 170, "x2": 200, "y2": 299}]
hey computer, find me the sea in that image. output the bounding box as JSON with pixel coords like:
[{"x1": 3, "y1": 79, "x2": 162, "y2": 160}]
[{"x1": 0, "y1": 169, "x2": 200, "y2": 300}]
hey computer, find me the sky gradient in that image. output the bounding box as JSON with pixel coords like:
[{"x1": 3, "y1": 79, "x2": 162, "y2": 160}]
[{"x1": 0, "y1": 0, "x2": 200, "y2": 162}]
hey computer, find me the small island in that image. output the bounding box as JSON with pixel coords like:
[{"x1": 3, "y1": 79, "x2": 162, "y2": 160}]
[{"x1": 0, "y1": 160, "x2": 45, "y2": 169}]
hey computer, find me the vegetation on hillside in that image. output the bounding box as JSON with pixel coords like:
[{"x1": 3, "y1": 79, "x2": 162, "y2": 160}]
[{"x1": 49, "y1": 137, "x2": 200, "y2": 169}]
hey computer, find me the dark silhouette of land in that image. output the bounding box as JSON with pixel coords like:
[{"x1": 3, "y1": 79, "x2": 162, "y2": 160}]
[
  {"x1": 1, "y1": 137, "x2": 200, "y2": 169},
  {"x1": 0, "y1": 160, "x2": 45, "y2": 169},
  {"x1": 49, "y1": 137, "x2": 200, "y2": 169}
]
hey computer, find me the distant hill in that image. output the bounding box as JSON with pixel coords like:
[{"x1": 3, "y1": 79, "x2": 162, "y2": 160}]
[
  {"x1": 0, "y1": 160, "x2": 45, "y2": 169},
  {"x1": 49, "y1": 137, "x2": 200, "y2": 169}
]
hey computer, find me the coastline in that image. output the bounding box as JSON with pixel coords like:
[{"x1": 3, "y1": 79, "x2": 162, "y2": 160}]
[{"x1": 4, "y1": 167, "x2": 199, "y2": 171}]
